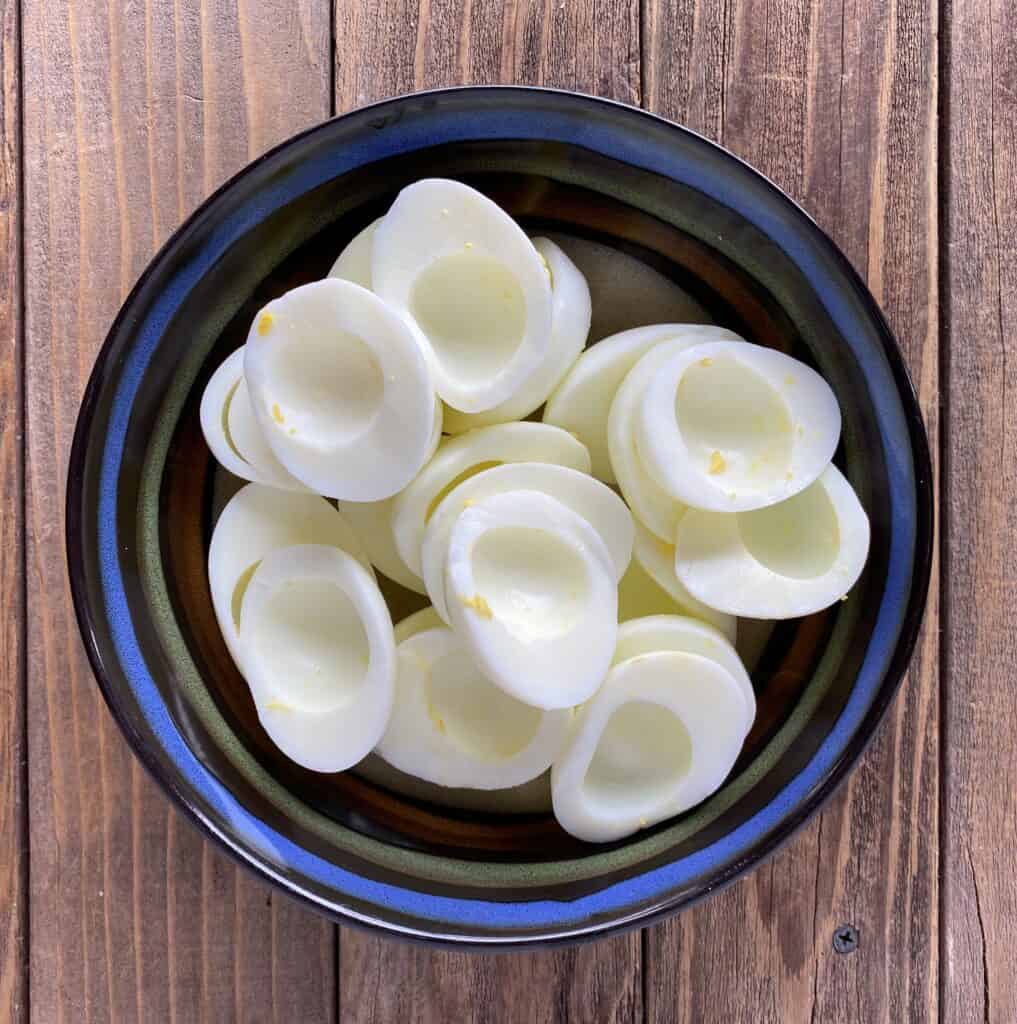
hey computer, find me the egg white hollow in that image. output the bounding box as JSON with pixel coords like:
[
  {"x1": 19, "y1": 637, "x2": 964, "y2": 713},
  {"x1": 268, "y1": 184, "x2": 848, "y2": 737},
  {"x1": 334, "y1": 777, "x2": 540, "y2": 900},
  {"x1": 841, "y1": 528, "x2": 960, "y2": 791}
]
[
  {"x1": 545, "y1": 324, "x2": 743, "y2": 483},
  {"x1": 354, "y1": 753, "x2": 553, "y2": 814},
  {"x1": 632, "y1": 521, "x2": 736, "y2": 642},
  {"x1": 636, "y1": 340, "x2": 841, "y2": 512},
  {"x1": 420, "y1": 461, "x2": 633, "y2": 623},
  {"x1": 445, "y1": 490, "x2": 618, "y2": 710},
  {"x1": 443, "y1": 237, "x2": 591, "y2": 432},
  {"x1": 328, "y1": 218, "x2": 381, "y2": 289},
  {"x1": 208, "y1": 483, "x2": 372, "y2": 666},
  {"x1": 244, "y1": 278, "x2": 440, "y2": 501},
  {"x1": 391, "y1": 421, "x2": 590, "y2": 579},
  {"x1": 673, "y1": 464, "x2": 870, "y2": 619},
  {"x1": 200, "y1": 348, "x2": 306, "y2": 490},
  {"x1": 237, "y1": 544, "x2": 395, "y2": 773},
  {"x1": 609, "y1": 336, "x2": 748, "y2": 539},
  {"x1": 376, "y1": 625, "x2": 571, "y2": 789},
  {"x1": 372, "y1": 178, "x2": 552, "y2": 413},
  {"x1": 613, "y1": 615, "x2": 755, "y2": 738},
  {"x1": 551, "y1": 650, "x2": 747, "y2": 843}
]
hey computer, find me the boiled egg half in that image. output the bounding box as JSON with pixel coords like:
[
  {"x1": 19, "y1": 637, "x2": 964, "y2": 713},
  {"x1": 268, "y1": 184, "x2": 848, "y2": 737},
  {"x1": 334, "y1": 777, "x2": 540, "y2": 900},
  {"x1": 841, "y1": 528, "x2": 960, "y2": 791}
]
[
  {"x1": 208, "y1": 482, "x2": 371, "y2": 667},
  {"x1": 545, "y1": 323, "x2": 742, "y2": 483},
  {"x1": 244, "y1": 278, "x2": 439, "y2": 501},
  {"x1": 372, "y1": 179, "x2": 553, "y2": 413},
  {"x1": 391, "y1": 421, "x2": 590, "y2": 580},
  {"x1": 445, "y1": 490, "x2": 618, "y2": 710},
  {"x1": 635, "y1": 340, "x2": 841, "y2": 511},
  {"x1": 420, "y1": 461, "x2": 633, "y2": 623},
  {"x1": 673, "y1": 463, "x2": 870, "y2": 619},
  {"x1": 551, "y1": 649, "x2": 748, "y2": 843},
  {"x1": 376, "y1": 625, "x2": 571, "y2": 789},
  {"x1": 237, "y1": 544, "x2": 396, "y2": 773},
  {"x1": 442, "y1": 237, "x2": 592, "y2": 432}
]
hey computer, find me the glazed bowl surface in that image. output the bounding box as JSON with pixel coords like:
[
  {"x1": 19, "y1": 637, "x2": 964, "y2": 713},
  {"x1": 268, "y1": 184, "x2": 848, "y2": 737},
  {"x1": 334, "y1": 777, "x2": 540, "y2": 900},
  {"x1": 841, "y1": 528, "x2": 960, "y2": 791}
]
[{"x1": 67, "y1": 86, "x2": 933, "y2": 947}]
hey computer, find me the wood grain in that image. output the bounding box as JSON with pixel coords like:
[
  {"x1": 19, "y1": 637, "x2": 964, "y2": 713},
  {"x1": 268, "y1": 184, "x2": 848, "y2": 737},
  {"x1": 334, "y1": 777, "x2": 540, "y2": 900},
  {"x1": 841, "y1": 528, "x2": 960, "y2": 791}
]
[
  {"x1": 0, "y1": 0, "x2": 25, "y2": 1020},
  {"x1": 334, "y1": 2, "x2": 641, "y2": 1020},
  {"x1": 643, "y1": 0, "x2": 940, "y2": 1020},
  {"x1": 942, "y1": 1, "x2": 1017, "y2": 1021},
  {"x1": 21, "y1": 1, "x2": 335, "y2": 1020}
]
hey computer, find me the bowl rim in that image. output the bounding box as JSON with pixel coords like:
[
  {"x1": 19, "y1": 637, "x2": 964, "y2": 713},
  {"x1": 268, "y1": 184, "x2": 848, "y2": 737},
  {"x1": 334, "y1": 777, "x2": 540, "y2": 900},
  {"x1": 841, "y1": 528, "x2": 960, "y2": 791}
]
[{"x1": 66, "y1": 84, "x2": 934, "y2": 949}]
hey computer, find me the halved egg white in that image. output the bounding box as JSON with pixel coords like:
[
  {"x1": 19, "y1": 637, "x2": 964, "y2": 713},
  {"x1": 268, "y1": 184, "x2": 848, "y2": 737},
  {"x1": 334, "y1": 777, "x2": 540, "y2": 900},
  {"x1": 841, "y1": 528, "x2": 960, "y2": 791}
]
[
  {"x1": 632, "y1": 522, "x2": 736, "y2": 642},
  {"x1": 354, "y1": 754, "x2": 553, "y2": 814},
  {"x1": 445, "y1": 490, "x2": 618, "y2": 710},
  {"x1": 237, "y1": 544, "x2": 395, "y2": 773},
  {"x1": 376, "y1": 625, "x2": 571, "y2": 789},
  {"x1": 608, "y1": 337, "x2": 735, "y2": 540},
  {"x1": 420, "y1": 461, "x2": 633, "y2": 623},
  {"x1": 366, "y1": 602, "x2": 558, "y2": 810},
  {"x1": 244, "y1": 278, "x2": 440, "y2": 501},
  {"x1": 636, "y1": 340, "x2": 841, "y2": 512},
  {"x1": 372, "y1": 178, "x2": 552, "y2": 413},
  {"x1": 442, "y1": 238, "x2": 591, "y2": 432},
  {"x1": 613, "y1": 616, "x2": 755, "y2": 738},
  {"x1": 328, "y1": 218, "x2": 380, "y2": 289},
  {"x1": 391, "y1": 421, "x2": 590, "y2": 579},
  {"x1": 199, "y1": 348, "x2": 305, "y2": 490},
  {"x1": 545, "y1": 324, "x2": 743, "y2": 483},
  {"x1": 673, "y1": 464, "x2": 870, "y2": 619},
  {"x1": 336, "y1": 403, "x2": 443, "y2": 595},
  {"x1": 551, "y1": 650, "x2": 748, "y2": 843},
  {"x1": 208, "y1": 483, "x2": 371, "y2": 666}
]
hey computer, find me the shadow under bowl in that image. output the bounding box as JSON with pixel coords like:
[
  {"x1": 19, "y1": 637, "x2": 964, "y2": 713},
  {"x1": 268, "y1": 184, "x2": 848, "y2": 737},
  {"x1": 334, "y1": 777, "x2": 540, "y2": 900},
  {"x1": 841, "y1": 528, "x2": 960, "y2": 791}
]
[{"x1": 66, "y1": 87, "x2": 933, "y2": 948}]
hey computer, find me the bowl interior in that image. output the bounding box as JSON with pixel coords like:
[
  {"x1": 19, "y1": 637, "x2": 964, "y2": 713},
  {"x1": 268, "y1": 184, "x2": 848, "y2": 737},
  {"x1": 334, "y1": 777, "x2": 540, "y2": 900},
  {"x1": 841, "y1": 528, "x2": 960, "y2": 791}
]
[
  {"x1": 72, "y1": 91, "x2": 927, "y2": 943},
  {"x1": 160, "y1": 166, "x2": 856, "y2": 863}
]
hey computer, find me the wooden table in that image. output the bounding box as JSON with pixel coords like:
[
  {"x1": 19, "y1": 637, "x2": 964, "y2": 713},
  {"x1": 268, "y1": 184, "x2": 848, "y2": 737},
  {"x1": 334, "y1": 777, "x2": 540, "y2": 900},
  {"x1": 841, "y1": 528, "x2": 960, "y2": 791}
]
[{"x1": 1, "y1": 0, "x2": 1012, "y2": 1019}]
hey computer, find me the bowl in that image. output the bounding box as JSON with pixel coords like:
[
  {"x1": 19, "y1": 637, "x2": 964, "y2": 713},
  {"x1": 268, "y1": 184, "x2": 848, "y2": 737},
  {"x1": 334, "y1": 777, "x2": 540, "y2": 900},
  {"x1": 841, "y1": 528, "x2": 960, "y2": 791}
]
[{"x1": 66, "y1": 86, "x2": 933, "y2": 947}]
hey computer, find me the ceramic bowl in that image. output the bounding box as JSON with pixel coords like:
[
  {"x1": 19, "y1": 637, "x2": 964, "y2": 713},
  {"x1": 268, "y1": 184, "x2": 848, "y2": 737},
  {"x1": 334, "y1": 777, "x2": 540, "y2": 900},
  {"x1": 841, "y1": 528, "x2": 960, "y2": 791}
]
[{"x1": 67, "y1": 87, "x2": 933, "y2": 947}]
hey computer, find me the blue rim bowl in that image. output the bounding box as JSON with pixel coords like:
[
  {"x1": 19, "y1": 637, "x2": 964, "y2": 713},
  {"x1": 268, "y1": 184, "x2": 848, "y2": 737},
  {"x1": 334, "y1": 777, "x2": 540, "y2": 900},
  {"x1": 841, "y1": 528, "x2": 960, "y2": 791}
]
[{"x1": 66, "y1": 86, "x2": 933, "y2": 948}]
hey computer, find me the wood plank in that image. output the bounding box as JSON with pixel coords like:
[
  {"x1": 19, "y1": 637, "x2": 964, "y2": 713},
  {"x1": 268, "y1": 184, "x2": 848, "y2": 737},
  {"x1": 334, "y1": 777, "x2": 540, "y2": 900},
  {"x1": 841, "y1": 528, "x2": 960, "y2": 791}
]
[
  {"x1": 643, "y1": 0, "x2": 940, "y2": 1020},
  {"x1": 22, "y1": 1, "x2": 335, "y2": 1020},
  {"x1": 0, "y1": 0, "x2": 25, "y2": 1019},
  {"x1": 334, "y1": 4, "x2": 642, "y2": 1020},
  {"x1": 942, "y1": 1, "x2": 1017, "y2": 1021}
]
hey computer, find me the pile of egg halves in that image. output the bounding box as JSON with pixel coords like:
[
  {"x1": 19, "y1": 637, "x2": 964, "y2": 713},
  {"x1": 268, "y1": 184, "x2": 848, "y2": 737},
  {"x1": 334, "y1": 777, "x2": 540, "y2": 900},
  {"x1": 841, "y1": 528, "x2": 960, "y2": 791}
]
[{"x1": 201, "y1": 179, "x2": 870, "y2": 844}]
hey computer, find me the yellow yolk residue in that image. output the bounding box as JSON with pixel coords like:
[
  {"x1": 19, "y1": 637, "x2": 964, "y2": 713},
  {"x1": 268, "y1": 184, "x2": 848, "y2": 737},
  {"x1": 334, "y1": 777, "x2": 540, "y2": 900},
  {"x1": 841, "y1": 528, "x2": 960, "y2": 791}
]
[
  {"x1": 257, "y1": 312, "x2": 274, "y2": 335},
  {"x1": 460, "y1": 593, "x2": 493, "y2": 619},
  {"x1": 708, "y1": 451, "x2": 726, "y2": 475},
  {"x1": 271, "y1": 403, "x2": 285, "y2": 424}
]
